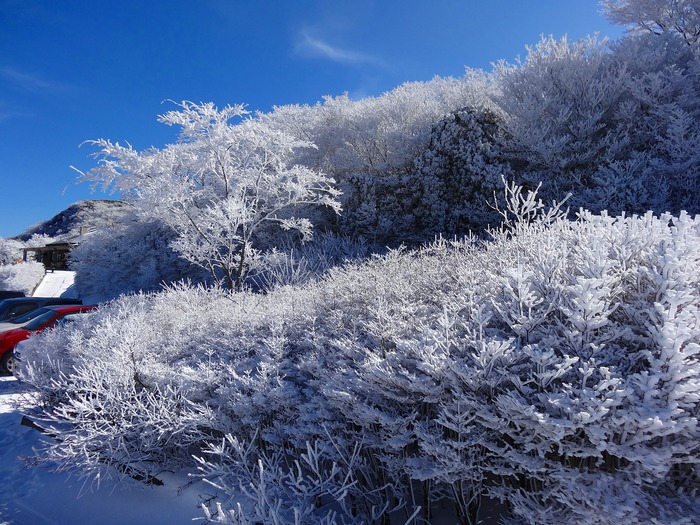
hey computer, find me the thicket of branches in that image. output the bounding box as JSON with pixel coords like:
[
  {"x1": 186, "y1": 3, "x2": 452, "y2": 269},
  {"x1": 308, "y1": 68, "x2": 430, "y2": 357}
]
[
  {"x1": 18, "y1": 183, "x2": 700, "y2": 523},
  {"x1": 10, "y1": 3, "x2": 700, "y2": 524},
  {"x1": 64, "y1": 6, "x2": 700, "y2": 300}
]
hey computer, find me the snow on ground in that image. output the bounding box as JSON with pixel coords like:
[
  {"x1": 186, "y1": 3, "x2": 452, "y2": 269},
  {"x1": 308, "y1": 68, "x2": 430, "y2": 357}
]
[
  {"x1": 0, "y1": 376, "x2": 210, "y2": 525},
  {"x1": 31, "y1": 271, "x2": 78, "y2": 299},
  {"x1": 0, "y1": 376, "x2": 504, "y2": 525}
]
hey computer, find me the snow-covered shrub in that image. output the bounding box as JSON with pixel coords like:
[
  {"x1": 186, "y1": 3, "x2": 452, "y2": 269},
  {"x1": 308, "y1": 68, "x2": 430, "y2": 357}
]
[
  {"x1": 464, "y1": 208, "x2": 700, "y2": 524},
  {"x1": 0, "y1": 236, "x2": 45, "y2": 294},
  {"x1": 18, "y1": 185, "x2": 700, "y2": 523},
  {"x1": 0, "y1": 238, "x2": 24, "y2": 266},
  {"x1": 197, "y1": 436, "x2": 361, "y2": 525},
  {"x1": 17, "y1": 290, "x2": 219, "y2": 481},
  {"x1": 0, "y1": 261, "x2": 44, "y2": 295},
  {"x1": 70, "y1": 217, "x2": 201, "y2": 302},
  {"x1": 493, "y1": 30, "x2": 700, "y2": 217},
  {"x1": 412, "y1": 107, "x2": 510, "y2": 235},
  {"x1": 259, "y1": 73, "x2": 499, "y2": 243},
  {"x1": 249, "y1": 232, "x2": 369, "y2": 291}
]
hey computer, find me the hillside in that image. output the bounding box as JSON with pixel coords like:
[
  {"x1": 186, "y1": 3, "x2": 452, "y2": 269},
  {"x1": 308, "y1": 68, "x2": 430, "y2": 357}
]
[
  {"x1": 3, "y1": 5, "x2": 699, "y2": 522},
  {"x1": 16, "y1": 200, "x2": 132, "y2": 242}
]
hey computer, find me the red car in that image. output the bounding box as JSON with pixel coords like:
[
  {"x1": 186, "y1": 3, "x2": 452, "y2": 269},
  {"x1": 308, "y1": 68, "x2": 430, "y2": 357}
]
[{"x1": 0, "y1": 304, "x2": 96, "y2": 374}]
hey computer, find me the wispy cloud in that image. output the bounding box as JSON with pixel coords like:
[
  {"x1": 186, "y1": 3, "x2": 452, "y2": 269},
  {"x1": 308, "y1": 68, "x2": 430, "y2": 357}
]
[
  {"x1": 0, "y1": 100, "x2": 30, "y2": 123},
  {"x1": 294, "y1": 28, "x2": 383, "y2": 66},
  {"x1": 0, "y1": 67, "x2": 70, "y2": 93}
]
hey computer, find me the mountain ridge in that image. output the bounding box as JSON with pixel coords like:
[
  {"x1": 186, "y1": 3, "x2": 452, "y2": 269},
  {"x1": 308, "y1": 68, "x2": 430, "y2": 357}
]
[{"x1": 17, "y1": 200, "x2": 132, "y2": 242}]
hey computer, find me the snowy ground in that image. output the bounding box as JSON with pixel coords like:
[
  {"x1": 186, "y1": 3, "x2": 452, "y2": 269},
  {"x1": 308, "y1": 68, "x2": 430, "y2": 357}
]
[
  {"x1": 0, "y1": 373, "x2": 508, "y2": 525},
  {"x1": 0, "y1": 376, "x2": 210, "y2": 525},
  {"x1": 5, "y1": 272, "x2": 508, "y2": 524},
  {"x1": 31, "y1": 271, "x2": 78, "y2": 299},
  {"x1": 1, "y1": 273, "x2": 216, "y2": 524}
]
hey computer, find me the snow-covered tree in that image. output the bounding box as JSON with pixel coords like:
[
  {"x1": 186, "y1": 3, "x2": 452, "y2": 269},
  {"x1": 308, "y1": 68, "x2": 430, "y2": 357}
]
[
  {"x1": 493, "y1": 29, "x2": 700, "y2": 216},
  {"x1": 603, "y1": 31, "x2": 700, "y2": 213},
  {"x1": 493, "y1": 35, "x2": 635, "y2": 210},
  {"x1": 0, "y1": 237, "x2": 24, "y2": 266},
  {"x1": 78, "y1": 101, "x2": 342, "y2": 290},
  {"x1": 601, "y1": 0, "x2": 700, "y2": 44},
  {"x1": 70, "y1": 216, "x2": 200, "y2": 301},
  {"x1": 258, "y1": 73, "x2": 499, "y2": 242}
]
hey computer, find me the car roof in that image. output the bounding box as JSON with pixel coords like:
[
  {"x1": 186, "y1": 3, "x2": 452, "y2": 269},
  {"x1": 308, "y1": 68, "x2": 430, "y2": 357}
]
[
  {"x1": 0, "y1": 297, "x2": 81, "y2": 304},
  {"x1": 48, "y1": 305, "x2": 96, "y2": 313}
]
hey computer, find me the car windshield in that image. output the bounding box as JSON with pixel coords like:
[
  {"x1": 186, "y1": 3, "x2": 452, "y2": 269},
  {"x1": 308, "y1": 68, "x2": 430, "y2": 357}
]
[
  {"x1": 23, "y1": 310, "x2": 59, "y2": 331},
  {"x1": 58, "y1": 312, "x2": 92, "y2": 324},
  {"x1": 8, "y1": 307, "x2": 49, "y2": 324}
]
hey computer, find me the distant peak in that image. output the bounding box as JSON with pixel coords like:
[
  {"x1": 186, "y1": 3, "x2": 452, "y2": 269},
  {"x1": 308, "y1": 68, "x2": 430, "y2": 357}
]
[{"x1": 17, "y1": 200, "x2": 131, "y2": 242}]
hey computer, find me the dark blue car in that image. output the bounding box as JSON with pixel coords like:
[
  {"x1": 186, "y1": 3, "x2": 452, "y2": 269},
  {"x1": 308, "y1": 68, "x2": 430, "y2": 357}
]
[{"x1": 0, "y1": 297, "x2": 82, "y2": 322}]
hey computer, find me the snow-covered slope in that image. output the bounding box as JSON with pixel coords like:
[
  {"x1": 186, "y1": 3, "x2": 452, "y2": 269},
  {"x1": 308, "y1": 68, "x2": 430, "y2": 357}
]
[
  {"x1": 17, "y1": 200, "x2": 131, "y2": 242},
  {"x1": 31, "y1": 270, "x2": 78, "y2": 299},
  {"x1": 0, "y1": 377, "x2": 206, "y2": 524}
]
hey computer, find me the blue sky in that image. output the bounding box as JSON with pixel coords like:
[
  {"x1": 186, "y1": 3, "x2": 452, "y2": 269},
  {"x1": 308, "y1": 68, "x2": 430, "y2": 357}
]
[{"x1": 0, "y1": 0, "x2": 623, "y2": 238}]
